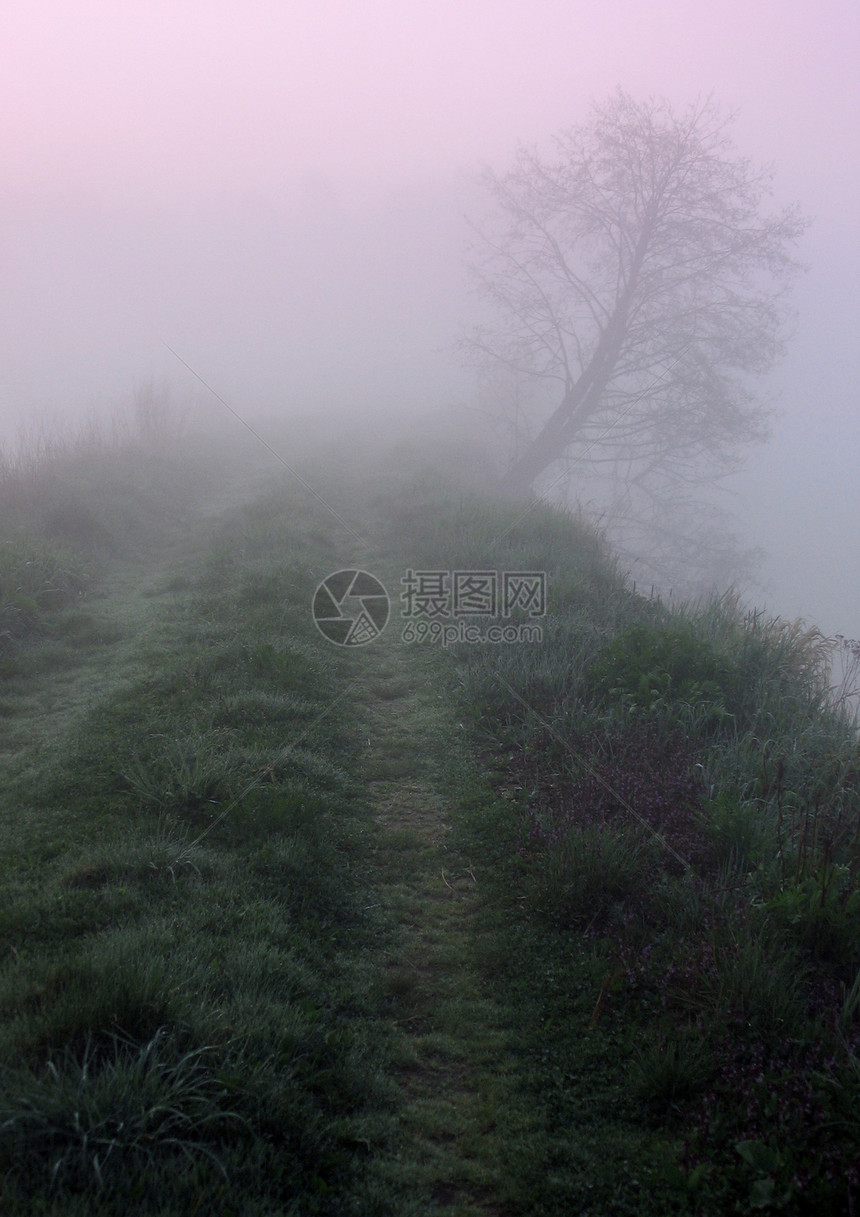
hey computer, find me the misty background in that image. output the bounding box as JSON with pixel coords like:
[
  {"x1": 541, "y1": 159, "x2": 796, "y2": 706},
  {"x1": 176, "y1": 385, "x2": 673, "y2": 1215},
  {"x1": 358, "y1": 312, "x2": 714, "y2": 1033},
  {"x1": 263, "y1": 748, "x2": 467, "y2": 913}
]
[{"x1": 2, "y1": 0, "x2": 858, "y2": 637}]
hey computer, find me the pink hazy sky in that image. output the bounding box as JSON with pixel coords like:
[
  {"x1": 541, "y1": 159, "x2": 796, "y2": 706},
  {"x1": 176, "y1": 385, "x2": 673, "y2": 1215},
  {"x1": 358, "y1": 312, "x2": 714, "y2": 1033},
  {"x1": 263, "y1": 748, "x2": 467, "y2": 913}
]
[
  {"x1": 3, "y1": 0, "x2": 858, "y2": 213},
  {"x1": 2, "y1": 0, "x2": 858, "y2": 635}
]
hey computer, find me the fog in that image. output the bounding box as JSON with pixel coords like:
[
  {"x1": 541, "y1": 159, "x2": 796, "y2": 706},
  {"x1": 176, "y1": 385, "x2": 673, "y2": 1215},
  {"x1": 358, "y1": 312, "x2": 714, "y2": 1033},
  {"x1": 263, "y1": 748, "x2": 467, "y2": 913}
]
[
  {"x1": 1, "y1": 178, "x2": 476, "y2": 425},
  {"x1": 2, "y1": 0, "x2": 858, "y2": 636}
]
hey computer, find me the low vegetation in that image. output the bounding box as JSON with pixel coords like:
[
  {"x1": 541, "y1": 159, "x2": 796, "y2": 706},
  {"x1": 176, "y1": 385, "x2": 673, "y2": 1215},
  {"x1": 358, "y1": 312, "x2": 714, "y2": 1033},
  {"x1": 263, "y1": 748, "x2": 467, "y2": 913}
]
[
  {"x1": 376, "y1": 487, "x2": 860, "y2": 1214},
  {"x1": 0, "y1": 435, "x2": 397, "y2": 1213},
  {"x1": 1, "y1": 424, "x2": 858, "y2": 1213}
]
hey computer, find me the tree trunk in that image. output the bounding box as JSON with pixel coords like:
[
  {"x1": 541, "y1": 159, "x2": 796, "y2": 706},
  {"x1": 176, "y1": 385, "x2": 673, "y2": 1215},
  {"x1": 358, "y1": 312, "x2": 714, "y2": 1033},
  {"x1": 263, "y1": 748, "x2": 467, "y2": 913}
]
[
  {"x1": 499, "y1": 252, "x2": 645, "y2": 497},
  {"x1": 501, "y1": 402, "x2": 573, "y2": 497},
  {"x1": 500, "y1": 308, "x2": 630, "y2": 497}
]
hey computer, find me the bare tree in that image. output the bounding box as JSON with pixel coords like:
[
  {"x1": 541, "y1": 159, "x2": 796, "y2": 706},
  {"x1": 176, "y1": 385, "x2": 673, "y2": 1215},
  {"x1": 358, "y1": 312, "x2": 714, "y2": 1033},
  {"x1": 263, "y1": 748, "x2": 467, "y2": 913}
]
[{"x1": 466, "y1": 92, "x2": 808, "y2": 502}]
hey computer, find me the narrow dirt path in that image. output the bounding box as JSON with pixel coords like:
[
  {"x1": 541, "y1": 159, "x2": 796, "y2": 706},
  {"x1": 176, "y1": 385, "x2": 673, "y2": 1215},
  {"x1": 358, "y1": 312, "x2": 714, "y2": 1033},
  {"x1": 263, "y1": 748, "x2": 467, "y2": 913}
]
[{"x1": 357, "y1": 634, "x2": 530, "y2": 1217}]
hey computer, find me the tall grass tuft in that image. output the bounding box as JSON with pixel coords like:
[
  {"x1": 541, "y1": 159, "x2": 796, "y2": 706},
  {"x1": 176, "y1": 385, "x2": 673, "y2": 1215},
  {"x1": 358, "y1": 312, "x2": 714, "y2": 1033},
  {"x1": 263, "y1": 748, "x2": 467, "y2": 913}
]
[
  {"x1": 0, "y1": 1028, "x2": 248, "y2": 1193},
  {"x1": 528, "y1": 823, "x2": 651, "y2": 929}
]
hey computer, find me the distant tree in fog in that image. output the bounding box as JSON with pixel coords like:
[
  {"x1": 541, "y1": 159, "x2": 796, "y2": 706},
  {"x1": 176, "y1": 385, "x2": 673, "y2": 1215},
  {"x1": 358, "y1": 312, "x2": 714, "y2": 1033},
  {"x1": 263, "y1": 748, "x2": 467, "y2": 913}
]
[{"x1": 466, "y1": 91, "x2": 808, "y2": 506}]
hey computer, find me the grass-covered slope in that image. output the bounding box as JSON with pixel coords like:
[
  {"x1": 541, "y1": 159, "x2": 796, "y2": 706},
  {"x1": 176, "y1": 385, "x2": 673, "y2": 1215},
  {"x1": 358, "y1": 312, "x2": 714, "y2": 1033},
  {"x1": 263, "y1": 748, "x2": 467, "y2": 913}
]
[
  {"x1": 0, "y1": 436, "x2": 216, "y2": 654},
  {"x1": 371, "y1": 485, "x2": 860, "y2": 1215},
  {"x1": 0, "y1": 451, "x2": 397, "y2": 1214},
  {"x1": 1, "y1": 429, "x2": 859, "y2": 1215}
]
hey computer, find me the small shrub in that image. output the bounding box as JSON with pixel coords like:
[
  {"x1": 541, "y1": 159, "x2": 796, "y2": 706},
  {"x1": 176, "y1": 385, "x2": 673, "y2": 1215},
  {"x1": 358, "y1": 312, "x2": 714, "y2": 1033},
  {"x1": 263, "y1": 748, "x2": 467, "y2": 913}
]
[
  {"x1": 588, "y1": 622, "x2": 737, "y2": 730},
  {"x1": 702, "y1": 792, "x2": 771, "y2": 874},
  {"x1": 708, "y1": 929, "x2": 805, "y2": 1035},
  {"x1": 634, "y1": 1033, "x2": 714, "y2": 1107},
  {"x1": 528, "y1": 824, "x2": 650, "y2": 929},
  {"x1": 766, "y1": 871, "x2": 860, "y2": 979}
]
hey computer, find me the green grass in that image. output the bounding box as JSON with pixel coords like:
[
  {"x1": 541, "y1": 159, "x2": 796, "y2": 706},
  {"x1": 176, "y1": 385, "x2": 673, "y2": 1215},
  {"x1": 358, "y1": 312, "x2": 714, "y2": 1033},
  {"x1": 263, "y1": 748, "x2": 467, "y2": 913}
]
[
  {"x1": 3, "y1": 433, "x2": 860, "y2": 1214},
  {"x1": 367, "y1": 482, "x2": 860, "y2": 1215},
  {"x1": 0, "y1": 455, "x2": 400, "y2": 1213}
]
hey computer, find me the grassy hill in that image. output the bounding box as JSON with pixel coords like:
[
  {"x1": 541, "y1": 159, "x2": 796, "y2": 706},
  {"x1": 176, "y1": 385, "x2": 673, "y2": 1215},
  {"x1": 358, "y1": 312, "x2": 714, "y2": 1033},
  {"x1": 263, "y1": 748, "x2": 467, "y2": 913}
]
[{"x1": 0, "y1": 425, "x2": 858, "y2": 1214}]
